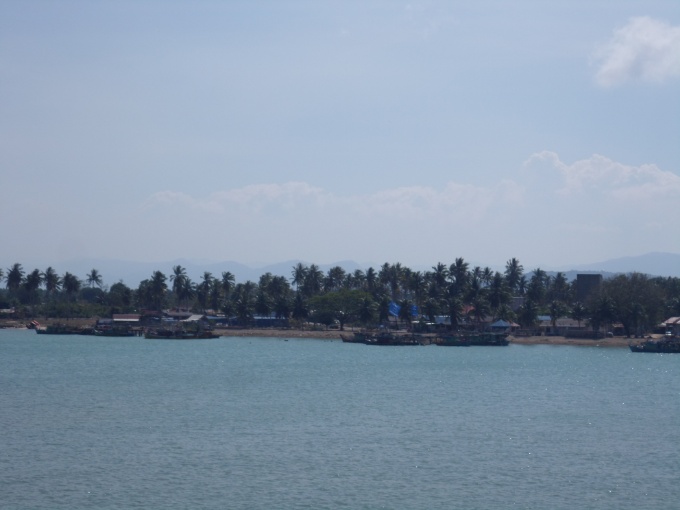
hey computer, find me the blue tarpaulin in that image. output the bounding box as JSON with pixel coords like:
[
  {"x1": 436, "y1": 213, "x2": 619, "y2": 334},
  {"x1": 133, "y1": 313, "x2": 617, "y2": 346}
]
[{"x1": 389, "y1": 302, "x2": 418, "y2": 317}]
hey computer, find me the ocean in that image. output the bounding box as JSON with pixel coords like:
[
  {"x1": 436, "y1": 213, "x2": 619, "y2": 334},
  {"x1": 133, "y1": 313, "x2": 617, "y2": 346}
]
[{"x1": 1, "y1": 329, "x2": 679, "y2": 509}]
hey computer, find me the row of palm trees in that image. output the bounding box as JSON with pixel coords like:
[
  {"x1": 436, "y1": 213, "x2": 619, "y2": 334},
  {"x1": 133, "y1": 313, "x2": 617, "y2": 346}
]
[
  {"x1": 1, "y1": 264, "x2": 93, "y2": 304},
  {"x1": 3, "y1": 259, "x2": 680, "y2": 334}
]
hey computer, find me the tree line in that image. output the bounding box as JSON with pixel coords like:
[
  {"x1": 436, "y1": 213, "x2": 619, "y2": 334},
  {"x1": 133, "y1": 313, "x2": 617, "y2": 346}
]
[{"x1": 2, "y1": 259, "x2": 680, "y2": 336}]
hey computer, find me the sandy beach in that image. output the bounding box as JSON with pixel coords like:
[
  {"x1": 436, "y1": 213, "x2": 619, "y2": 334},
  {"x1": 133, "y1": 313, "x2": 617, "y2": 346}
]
[
  {"x1": 1, "y1": 319, "x2": 639, "y2": 347},
  {"x1": 213, "y1": 326, "x2": 636, "y2": 347}
]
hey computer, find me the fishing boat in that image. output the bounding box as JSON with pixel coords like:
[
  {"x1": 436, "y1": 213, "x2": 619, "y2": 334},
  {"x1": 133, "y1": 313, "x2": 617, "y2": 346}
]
[
  {"x1": 35, "y1": 323, "x2": 86, "y2": 335},
  {"x1": 144, "y1": 327, "x2": 220, "y2": 340},
  {"x1": 93, "y1": 326, "x2": 137, "y2": 337},
  {"x1": 629, "y1": 334, "x2": 680, "y2": 353},
  {"x1": 437, "y1": 332, "x2": 509, "y2": 346},
  {"x1": 341, "y1": 332, "x2": 367, "y2": 343},
  {"x1": 437, "y1": 334, "x2": 471, "y2": 347},
  {"x1": 341, "y1": 330, "x2": 421, "y2": 345}
]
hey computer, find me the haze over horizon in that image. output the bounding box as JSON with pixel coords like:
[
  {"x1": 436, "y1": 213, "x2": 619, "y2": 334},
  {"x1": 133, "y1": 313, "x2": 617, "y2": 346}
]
[{"x1": 2, "y1": 2, "x2": 679, "y2": 271}]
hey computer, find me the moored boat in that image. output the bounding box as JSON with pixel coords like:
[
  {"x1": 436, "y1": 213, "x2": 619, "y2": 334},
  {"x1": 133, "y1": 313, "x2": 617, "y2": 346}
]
[
  {"x1": 437, "y1": 332, "x2": 509, "y2": 346},
  {"x1": 629, "y1": 335, "x2": 680, "y2": 353},
  {"x1": 341, "y1": 332, "x2": 367, "y2": 343},
  {"x1": 437, "y1": 334, "x2": 471, "y2": 346},
  {"x1": 94, "y1": 326, "x2": 137, "y2": 337},
  {"x1": 144, "y1": 327, "x2": 220, "y2": 340},
  {"x1": 341, "y1": 330, "x2": 422, "y2": 345},
  {"x1": 35, "y1": 323, "x2": 86, "y2": 335}
]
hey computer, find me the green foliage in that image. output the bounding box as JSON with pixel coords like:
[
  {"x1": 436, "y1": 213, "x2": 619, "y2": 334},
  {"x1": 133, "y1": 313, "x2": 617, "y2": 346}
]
[
  {"x1": 3, "y1": 260, "x2": 678, "y2": 335},
  {"x1": 308, "y1": 289, "x2": 372, "y2": 330},
  {"x1": 518, "y1": 300, "x2": 539, "y2": 329},
  {"x1": 599, "y1": 272, "x2": 665, "y2": 337}
]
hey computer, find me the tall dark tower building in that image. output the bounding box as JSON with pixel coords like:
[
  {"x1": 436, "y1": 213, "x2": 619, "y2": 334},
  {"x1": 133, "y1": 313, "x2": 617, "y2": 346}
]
[{"x1": 576, "y1": 274, "x2": 603, "y2": 303}]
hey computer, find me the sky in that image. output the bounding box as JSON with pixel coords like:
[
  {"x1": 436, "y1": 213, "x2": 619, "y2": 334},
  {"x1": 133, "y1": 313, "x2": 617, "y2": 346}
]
[{"x1": 2, "y1": 0, "x2": 679, "y2": 274}]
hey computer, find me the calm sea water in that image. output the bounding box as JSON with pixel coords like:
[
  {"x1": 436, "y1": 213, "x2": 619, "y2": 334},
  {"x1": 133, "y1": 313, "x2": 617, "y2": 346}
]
[{"x1": 1, "y1": 329, "x2": 679, "y2": 510}]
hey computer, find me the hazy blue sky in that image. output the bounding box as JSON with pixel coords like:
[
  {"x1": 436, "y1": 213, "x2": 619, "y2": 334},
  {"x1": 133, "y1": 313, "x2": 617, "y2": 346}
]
[{"x1": 2, "y1": 1, "x2": 679, "y2": 271}]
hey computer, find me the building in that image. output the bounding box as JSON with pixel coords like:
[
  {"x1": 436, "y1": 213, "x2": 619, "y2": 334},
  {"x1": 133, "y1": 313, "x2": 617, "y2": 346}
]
[
  {"x1": 576, "y1": 273, "x2": 603, "y2": 303},
  {"x1": 662, "y1": 317, "x2": 680, "y2": 335}
]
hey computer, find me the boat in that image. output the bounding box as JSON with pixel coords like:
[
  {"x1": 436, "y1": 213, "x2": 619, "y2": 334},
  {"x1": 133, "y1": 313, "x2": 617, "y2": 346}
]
[
  {"x1": 93, "y1": 326, "x2": 137, "y2": 337},
  {"x1": 437, "y1": 332, "x2": 509, "y2": 346},
  {"x1": 629, "y1": 334, "x2": 680, "y2": 353},
  {"x1": 35, "y1": 323, "x2": 86, "y2": 335},
  {"x1": 341, "y1": 332, "x2": 367, "y2": 343},
  {"x1": 371, "y1": 331, "x2": 421, "y2": 346},
  {"x1": 144, "y1": 327, "x2": 220, "y2": 340},
  {"x1": 469, "y1": 332, "x2": 509, "y2": 346},
  {"x1": 342, "y1": 330, "x2": 422, "y2": 346},
  {"x1": 437, "y1": 334, "x2": 471, "y2": 347}
]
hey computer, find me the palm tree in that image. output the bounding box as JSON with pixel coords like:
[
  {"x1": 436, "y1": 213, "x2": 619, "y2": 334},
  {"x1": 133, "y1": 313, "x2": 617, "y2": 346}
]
[
  {"x1": 43, "y1": 267, "x2": 61, "y2": 297},
  {"x1": 196, "y1": 272, "x2": 213, "y2": 311},
  {"x1": 548, "y1": 300, "x2": 567, "y2": 334},
  {"x1": 518, "y1": 300, "x2": 539, "y2": 330},
  {"x1": 407, "y1": 271, "x2": 426, "y2": 311},
  {"x1": 209, "y1": 279, "x2": 223, "y2": 312},
  {"x1": 588, "y1": 294, "x2": 615, "y2": 335},
  {"x1": 504, "y1": 258, "x2": 524, "y2": 294},
  {"x1": 179, "y1": 278, "x2": 195, "y2": 309},
  {"x1": 482, "y1": 267, "x2": 493, "y2": 287},
  {"x1": 350, "y1": 269, "x2": 366, "y2": 290},
  {"x1": 302, "y1": 264, "x2": 323, "y2": 297},
  {"x1": 357, "y1": 296, "x2": 376, "y2": 325},
  {"x1": 365, "y1": 267, "x2": 378, "y2": 294},
  {"x1": 378, "y1": 263, "x2": 404, "y2": 301},
  {"x1": 469, "y1": 292, "x2": 490, "y2": 330},
  {"x1": 422, "y1": 297, "x2": 439, "y2": 322},
  {"x1": 86, "y1": 268, "x2": 103, "y2": 288},
  {"x1": 570, "y1": 301, "x2": 587, "y2": 328},
  {"x1": 61, "y1": 272, "x2": 81, "y2": 301},
  {"x1": 449, "y1": 258, "x2": 469, "y2": 295},
  {"x1": 442, "y1": 293, "x2": 463, "y2": 331},
  {"x1": 398, "y1": 299, "x2": 414, "y2": 330},
  {"x1": 273, "y1": 292, "x2": 292, "y2": 320},
  {"x1": 471, "y1": 266, "x2": 483, "y2": 286},
  {"x1": 376, "y1": 294, "x2": 391, "y2": 324},
  {"x1": 149, "y1": 271, "x2": 167, "y2": 310},
  {"x1": 170, "y1": 265, "x2": 188, "y2": 305},
  {"x1": 233, "y1": 281, "x2": 256, "y2": 326},
  {"x1": 324, "y1": 266, "x2": 346, "y2": 292},
  {"x1": 61, "y1": 272, "x2": 81, "y2": 318},
  {"x1": 254, "y1": 289, "x2": 272, "y2": 317},
  {"x1": 23, "y1": 269, "x2": 43, "y2": 307},
  {"x1": 291, "y1": 263, "x2": 308, "y2": 292},
  {"x1": 5, "y1": 263, "x2": 24, "y2": 296},
  {"x1": 526, "y1": 268, "x2": 548, "y2": 305},
  {"x1": 487, "y1": 272, "x2": 511, "y2": 318},
  {"x1": 221, "y1": 271, "x2": 235, "y2": 299},
  {"x1": 431, "y1": 262, "x2": 448, "y2": 296},
  {"x1": 517, "y1": 275, "x2": 528, "y2": 296},
  {"x1": 291, "y1": 293, "x2": 308, "y2": 322},
  {"x1": 549, "y1": 272, "x2": 570, "y2": 302},
  {"x1": 390, "y1": 263, "x2": 405, "y2": 300}
]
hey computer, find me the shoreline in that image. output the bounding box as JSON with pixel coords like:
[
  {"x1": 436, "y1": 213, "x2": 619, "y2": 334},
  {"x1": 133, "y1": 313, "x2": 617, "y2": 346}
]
[
  {"x1": 214, "y1": 327, "x2": 636, "y2": 347},
  {"x1": 1, "y1": 319, "x2": 639, "y2": 347}
]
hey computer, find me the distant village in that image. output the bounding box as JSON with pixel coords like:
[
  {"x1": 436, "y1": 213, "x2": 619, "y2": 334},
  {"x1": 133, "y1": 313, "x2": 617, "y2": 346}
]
[{"x1": 2, "y1": 259, "x2": 680, "y2": 339}]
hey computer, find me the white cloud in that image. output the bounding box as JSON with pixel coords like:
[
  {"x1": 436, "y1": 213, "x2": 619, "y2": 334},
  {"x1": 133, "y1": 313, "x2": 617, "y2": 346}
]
[
  {"x1": 593, "y1": 16, "x2": 680, "y2": 87},
  {"x1": 144, "y1": 180, "x2": 514, "y2": 226},
  {"x1": 523, "y1": 151, "x2": 680, "y2": 201}
]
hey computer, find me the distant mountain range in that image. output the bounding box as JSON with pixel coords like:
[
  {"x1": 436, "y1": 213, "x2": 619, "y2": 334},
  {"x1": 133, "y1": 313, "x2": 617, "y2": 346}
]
[
  {"x1": 557, "y1": 252, "x2": 680, "y2": 279},
  {"x1": 17, "y1": 252, "x2": 680, "y2": 288}
]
